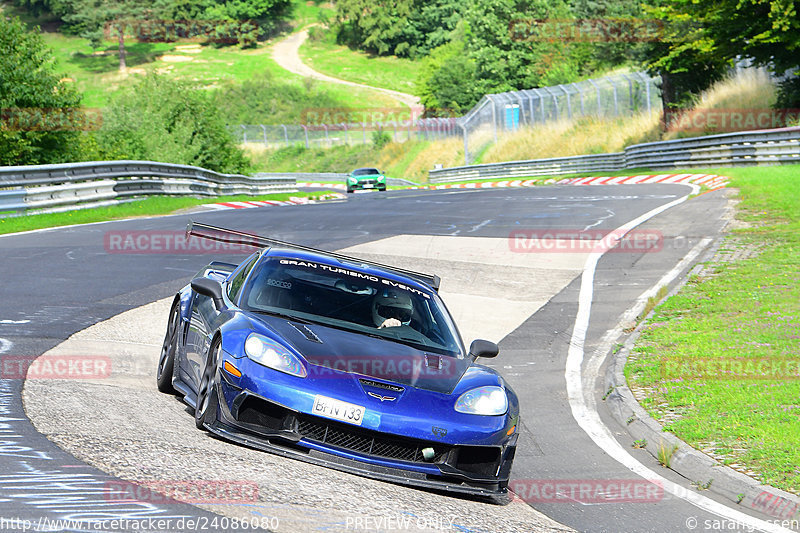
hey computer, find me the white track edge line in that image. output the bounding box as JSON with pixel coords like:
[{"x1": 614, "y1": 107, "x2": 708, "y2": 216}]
[{"x1": 564, "y1": 188, "x2": 792, "y2": 533}]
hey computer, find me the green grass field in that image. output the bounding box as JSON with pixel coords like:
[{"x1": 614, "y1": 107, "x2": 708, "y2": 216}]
[
  {"x1": 2, "y1": 0, "x2": 396, "y2": 116},
  {"x1": 0, "y1": 190, "x2": 340, "y2": 236},
  {"x1": 625, "y1": 165, "x2": 800, "y2": 493},
  {"x1": 299, "y1": 35, "x2": 419, "y2": 97}
]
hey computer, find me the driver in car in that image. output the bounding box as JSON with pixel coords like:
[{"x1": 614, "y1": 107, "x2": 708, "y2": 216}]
[{"x1": 372, "y1": 289, "x2": 414, "y2": 329}]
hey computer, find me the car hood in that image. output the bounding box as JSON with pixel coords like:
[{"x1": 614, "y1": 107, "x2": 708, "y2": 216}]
[{"x1": 258, "y1": 315, "x2": 470, "y2": 394}]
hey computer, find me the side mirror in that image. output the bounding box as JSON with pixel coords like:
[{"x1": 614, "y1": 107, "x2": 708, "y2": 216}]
[
  {"x1": 191, "y1": 277, "x2": 225, "y2": 311},
  {"x1": 469, "y1": 339, "x2": 499, "y2": 359}
]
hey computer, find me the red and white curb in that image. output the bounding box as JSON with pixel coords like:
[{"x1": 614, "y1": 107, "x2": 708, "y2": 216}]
[
  {"x1": 410, "y1": 174, "x2": 729, "y2": 190},
  {"x1": 296, "y1": 182, "x2": 347, "y2": 190},
  {"x1": 203, "y1": 194, "x2": 346, "y2": 211}
]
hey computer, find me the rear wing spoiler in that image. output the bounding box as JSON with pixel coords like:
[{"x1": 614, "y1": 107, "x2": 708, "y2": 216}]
[{"x1": 186, "y1": 221, "x2": 441, "y2": 291}]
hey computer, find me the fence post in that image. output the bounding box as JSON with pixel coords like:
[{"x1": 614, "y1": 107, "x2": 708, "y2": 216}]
[
  {"x1": 487, "y1": 95, "x2": 498, "y2": 144},
  {"x1": 560, "y1": 85, "x2": 572, "y2": 119},
  {"x1": 588, "y1": 79, "x2": 602, "y2": 117},
  {"x1": 282, "y1": 124, "x2": 289, "y2": 147},
  {"x1": 301, "y1": 125, "x2": 309, "y2": 148},
  {"x1": 575, "y1": 83, "x2": 585, "y2": 116},
  {"x1": 241, "y1": 125, "x2": 247, "y2": 144},
  {"x1": 260, "y1": 124, "x2": 267, "y2": 146},
  {"x1": 639, "y1": 72, "x2": 653, "y2": 113},
  {"x1": 342, "y1": 123, "x2": 348, "y2": 145},
  {"x1": 459, "y1": 122, "x2": 469, "y2": 165},
  {"x1": 362, "y1": 122, "x2": 367, "y2": 144},
  {"x1": 323, "y1": 124, "x2": 329, "y2": 146}
]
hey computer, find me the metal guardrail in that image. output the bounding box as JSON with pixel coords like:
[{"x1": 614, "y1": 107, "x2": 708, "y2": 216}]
[
  {"x1": 428, "y1": 127, "x2": 800, "y2": 182},
  {"x1": 0, "y1": 160, "x2": 299, "y2": 216}
]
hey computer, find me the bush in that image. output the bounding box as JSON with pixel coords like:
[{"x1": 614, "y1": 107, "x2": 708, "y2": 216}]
[
  {"x1": 372, "y1": 129, "x2": 391, "y2": 149},
  {"x1": 96, "y1": 75, "x2": 249, "y2": 174},
  {"x1": 776, "y1": 74, "x2": 800, "y2": 110}
]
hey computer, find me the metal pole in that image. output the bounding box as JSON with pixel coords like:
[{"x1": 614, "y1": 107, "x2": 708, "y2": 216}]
[
  {"x1": 640, "y1": 72, "x2": 652, "y2": 113},
  {"x1": 528, "y1": 92, "x2": 535, "y2": 125},
  {"x1": 588, "y1": 79, "x2": 602, "y2": 117},
  {"x1": 560, "y1": 85, "x2": 571, "y2": 119},
  {"x1": 260, "y1": 125, "x2": 267, "y2": 146},
  {"x1": 323, "y1": 124, "x2": 329, "y2": 145},
  {"x1": 362, "y1": 122, "x2": 366, "y2": 144},
  {"x1": 301, "y1": 125, "x2": 309, "y2": 148},
  {"x1": 460, "y1": 123, "x2": 469, "y2": 165},
  {"x1": 576, "y1": 83, "x2": 585, "y2": 116},
  {"x1": 487, "y1": 95, "x2": 498, "y2": 144},
  {"x1": 241, "y1": 125, "x2": 247, "y2": 144},
  {"x1": 282, "y1": 124, "x2": 289, "y2": 147},
  {"x1": 342, "y1": 123, "x2": 348, "y2": 145}
]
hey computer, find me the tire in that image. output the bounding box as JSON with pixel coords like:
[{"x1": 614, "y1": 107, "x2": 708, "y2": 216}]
[
  {"x1": 378, "y1": 186, "x2": 386, "y2": 191},
  {"x1": 195, "y1": 339, "x2": 221, "y2": 430},
  {"x1": 346, "y1": 187, "x2": 354, "y2": 194},
  {"x1": 156, "y1": 301, "x2": 180, "y2": 394}
]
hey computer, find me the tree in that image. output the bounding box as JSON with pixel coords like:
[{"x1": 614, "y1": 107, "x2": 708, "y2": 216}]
[
  {"x1": 63, "y1": 0, "x2": 166, "y2": 71},
  {"x1": 416, "y1": 36, "x2": 481, "y2": 116},
  {"x1": 334, "y1": 0, "x2": 414, "y2": 55},
  {"x1": 643, "y1": 0, "x2": 800, "y2": 108},
  {"x1": 463, "y1": 0, "x2": 577, "y2": 94},
  {"x1": 0, "y1": 16, "x2": 87, "y2": 165}
]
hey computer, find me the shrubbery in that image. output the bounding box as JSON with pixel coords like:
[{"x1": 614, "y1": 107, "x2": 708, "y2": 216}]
[{"x1": 96, "y1": 75, "x2": 250, "y2": 173}]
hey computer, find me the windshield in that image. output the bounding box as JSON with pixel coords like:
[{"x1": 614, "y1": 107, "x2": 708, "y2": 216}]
[
  {"x1": 352, "y1": 168, "x2": 380, "y2": 176},
  {"x1": 241, "y1": 257, "x2": 464, "y2": 356}
]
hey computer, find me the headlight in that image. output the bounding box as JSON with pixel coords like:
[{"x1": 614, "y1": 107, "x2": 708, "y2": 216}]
[
  {"x1": 455, "y1": 386, "x2": 508, "y2": 415},
  {"x1": 244, "y1": 333, "x2": 306, "y2": 377},
  {"x1": 377, "y1": 175, "x2": 386, "y2": 182},
  {"x1": 347, "y1": 176, "x2": 358, "y2": 183}
]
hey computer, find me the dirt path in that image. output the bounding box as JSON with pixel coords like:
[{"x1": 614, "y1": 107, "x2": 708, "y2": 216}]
[{"x1": 272, "y1": 28, "x2": 421, "y2": 109}]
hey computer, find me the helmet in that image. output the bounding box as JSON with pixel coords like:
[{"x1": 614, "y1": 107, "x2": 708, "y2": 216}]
[{"x1": 372, "y1": 290, "x2": 413, "y2": 326}]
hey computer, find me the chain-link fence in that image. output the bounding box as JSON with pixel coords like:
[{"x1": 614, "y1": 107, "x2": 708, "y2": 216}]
[
  {"x1": 230, "y1": 119, "x2": 458, "y2": 149},
  {"x1": 230, "y1": 71, "x2": 662, "y2": 163},
  {"x1": 456, "y1": 72, "x2": 662, "y2": 164}
]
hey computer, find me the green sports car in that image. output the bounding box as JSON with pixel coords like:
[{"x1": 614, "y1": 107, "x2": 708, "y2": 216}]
[{"x1": 346, "y1": 167, "x2": 387, "y2": 193}]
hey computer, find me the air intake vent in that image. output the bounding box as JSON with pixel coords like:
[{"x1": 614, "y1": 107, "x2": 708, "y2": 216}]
[
  {"x1": 287, "y1": 322, "x2": 322, "y2": 343},
  {"x1": 359, "y1": 379, "x2": 404, "y2": 393}
]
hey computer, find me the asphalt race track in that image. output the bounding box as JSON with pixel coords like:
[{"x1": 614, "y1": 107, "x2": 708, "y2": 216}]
[{"x1": 0, "y1": 185, "x2": 785, "y2": 532}]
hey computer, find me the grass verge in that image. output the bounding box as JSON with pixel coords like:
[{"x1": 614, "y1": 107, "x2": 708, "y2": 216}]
[
  {"x1": 625, "y1": 165, "x2": 800, "y2": 493},
  {"x1": 0, "y1": 190, "x2": 340, "y2": 236},
  {"x1": 299, "y1": 34, "x2": 419, "y2": 97}
]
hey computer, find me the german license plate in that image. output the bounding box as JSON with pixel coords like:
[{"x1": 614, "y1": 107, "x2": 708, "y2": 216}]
[
  {"x1": 312, "y1": 395, "x2": 365, "y2": 426},
  {"x1": 363, "y1": 183, "x2": 374, "y2": 188}
]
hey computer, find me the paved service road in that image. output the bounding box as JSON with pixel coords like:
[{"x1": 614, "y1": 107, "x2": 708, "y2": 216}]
[{"x1": 2, "y1": 185, "x2": 783, "y2": 532}]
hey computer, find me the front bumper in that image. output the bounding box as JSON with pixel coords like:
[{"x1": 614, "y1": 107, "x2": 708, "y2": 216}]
[
  {"x1": 348, "y1": 179, "x2": 385, "y2": 190},
  {"x1": 205, "y1": 376, "x2": 516, "y2": 496}
]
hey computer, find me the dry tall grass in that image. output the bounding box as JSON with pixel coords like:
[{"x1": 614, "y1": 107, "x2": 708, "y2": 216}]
[
  {"x1": 481, "y1": 110, "x2": 662, "y2": 164},
  {"x1": 663, "y1": 68, "x2": 777, "y2": 139}
]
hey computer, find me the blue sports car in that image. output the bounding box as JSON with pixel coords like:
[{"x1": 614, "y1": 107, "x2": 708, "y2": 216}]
[{"x1": 157, "y1": 222, "x2": 519, "y2": 496}]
